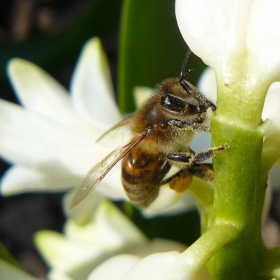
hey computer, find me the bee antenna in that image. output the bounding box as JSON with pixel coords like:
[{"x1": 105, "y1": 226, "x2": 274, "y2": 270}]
[{"x1": 179, "y1": 49, "x2": 194, "y2": 92}]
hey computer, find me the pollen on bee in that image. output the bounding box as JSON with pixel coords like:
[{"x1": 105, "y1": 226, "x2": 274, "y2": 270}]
[{"x1": 168, "y1": 172, "x2": 192, "y2": 193}]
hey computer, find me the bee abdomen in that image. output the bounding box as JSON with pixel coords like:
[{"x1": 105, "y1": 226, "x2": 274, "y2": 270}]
[
  {"x1": 122, "y1": 179, "x2": 160, "y2": 208},
  {"x1": 121, "y1": 151, "x2": 165, "y2": 208}
]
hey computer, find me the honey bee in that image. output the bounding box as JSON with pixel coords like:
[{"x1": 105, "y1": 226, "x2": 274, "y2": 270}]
[{"x1": 70, "y1": 49, "x2": 226, "y2": 209}]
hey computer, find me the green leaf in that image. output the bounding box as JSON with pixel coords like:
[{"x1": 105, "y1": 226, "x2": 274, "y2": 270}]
[
  {"x1": 118, "y1": 0, "x2": 206, "y2": 113},
  {"x1": 0, "y1": 241, "x2": 17, "y2": 267},
  {"x1": 0, "y1": 259, "x2": 39, "y2": 280}
]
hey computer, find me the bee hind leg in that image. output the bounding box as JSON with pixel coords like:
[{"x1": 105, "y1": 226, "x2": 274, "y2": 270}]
[
  {"x1": 188, "y1": 163, "x2": 214, "y2": 181},
  {"x1": 161, "y1": 161, "x2": 215, "y2": 184},
  {"x1": 159, "y1": 163, "x2": 214, "y2": 193}
]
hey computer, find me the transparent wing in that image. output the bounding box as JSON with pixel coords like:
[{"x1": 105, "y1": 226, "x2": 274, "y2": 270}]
[
  {"x1": 70, "y1": 129, "x2": 150, "y2": 209},
  {"x1": 96, "y1": 115, "x2": 133, "y2": 143}
]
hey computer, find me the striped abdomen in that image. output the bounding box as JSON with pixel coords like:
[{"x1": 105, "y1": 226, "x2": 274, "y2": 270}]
[{"x1": 121, "y1": 149, "x2": 167, "y2": 208}]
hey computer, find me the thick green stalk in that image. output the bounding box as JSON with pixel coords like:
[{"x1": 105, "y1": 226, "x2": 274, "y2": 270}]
[{"x1": 207, "y1": 66, "x2": 270, "y2": 279}]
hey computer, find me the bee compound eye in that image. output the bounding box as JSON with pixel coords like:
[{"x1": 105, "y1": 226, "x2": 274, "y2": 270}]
[{"x1": 161, "y1": 94, "x2": 185, "y2": 113}]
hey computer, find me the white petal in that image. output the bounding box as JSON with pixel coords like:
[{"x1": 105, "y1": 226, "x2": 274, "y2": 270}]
[
  {"x1": 175, "y1": 0, "x2": 254, "y2": 68},
  {"x1": 129, "y1": 238, "x2": 187, "y2": 257},
  {"x1": 122, "y1": 251, "x2": 208, "y2": 280},
  {"x1": 63, "y1": 190, "x2": 103, "y2": 225},
  {"x1": 0, "y1": 259, "x2": 39, "y2": 280},
  {"x1": 247, "y1": 0, "x2": 280, "y2": 80},
  {"x1": 71, "y1": 37, "x2": 121, "y2": 127},
  {"x1": 144, "y1": 184, "x2": 185, "y2": 213},
  {"x1": 143, "y1": 194, "x2": 197, "y2": 218},
  {"x1": 0, "y1": 98, "x2": 106, "y2": 176},
  {"x1": 8, "y1": 59, "x2": 83, "y2": 128},
  {"x1": 48, "y1": 269, "x2": 74, "y2": 280},
  {"x1": 197, "y1": 68, "x2": 217, "y2": 105},
  {"x1": 1, "y1": 165, "x2": 80, "y2": 195},
  {"x1": 133, "y1": 87, "x2": 154, "y2": 108},
  {"x1": 65, "y1": 201, "x2": 147, "y2": 248},
  {"x1": 34, "y1": 230, "x2": 102, "y2": 277},
  {"x1": 88, "y1": 255, "x2": 140, "y2": 280},
  {"x1": 0, "y1": 101, "x2": 125, "y2": 198},
  {"x1": 262, "y1": 82, "x2": 280, "y2": 130}
]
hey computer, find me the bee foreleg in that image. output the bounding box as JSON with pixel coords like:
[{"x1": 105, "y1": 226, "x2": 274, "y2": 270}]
[{"x1": 167, "y1": 118, "x2": 211, "y2": 132}]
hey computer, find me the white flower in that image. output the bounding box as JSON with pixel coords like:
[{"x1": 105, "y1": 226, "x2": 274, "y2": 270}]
[
  {"x1": 0, "y1": 37, "x2": 199, "y2": 220},
  {"x1": 1, "y1": 37, "x2": 122, "y2": 196},
  {"x1": 0, "y1": 38, "x2": 131, "y2": 221},
  {"x1": 35, "y1": 200, "x2": 208, "y2": 280},
  {"x1": 176, "y1": 0, "x2": 280, "y2": 169},
  {"x1": 176, "y1": 0, "x2": 280, "y2": 84},
  {"x1": 89, "y1": 252, "x2": 210, "y2": 280}
]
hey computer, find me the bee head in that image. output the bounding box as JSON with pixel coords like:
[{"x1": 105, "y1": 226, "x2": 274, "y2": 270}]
[{"x1": 159, "y1": 78, "x2": 215, "y2": 119}]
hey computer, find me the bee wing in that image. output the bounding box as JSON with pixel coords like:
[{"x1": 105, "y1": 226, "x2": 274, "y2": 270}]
[
  {"x1": 70, "y1": 128, "x2": 151, "y2": 209},
  {"x1": 96, "y1": 115, "x2": 133, "y2": 143}
]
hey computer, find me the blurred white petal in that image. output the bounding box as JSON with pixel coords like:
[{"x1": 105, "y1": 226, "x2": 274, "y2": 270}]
[
  {"x1": 197, "y1": 68, "x2": 217, "y2": 104},
  {"x1": 36, "y1": 201, "x2": 193, "y2": 280},
  {"x1": 70, "y1": 38, "x2": 121, "y2": 127},
  {"x1": 88, "y1": 255, "x2": 140, "y2": 280},
  {"x1": 1, "y1": 36, "x2": 203, "y2": 218},
  {"x1": 122, "y1": 251, "x2": 210, "y2": 280},
  {"x1": 49, "y1": 270, "x2": 75, "y2": 280},
  {"x1": 1, "y1": 165, "x2": 79, "y2": 195},
  {"x1": 63, "y1": 190, "x2": 103, "y2": 225},
  {"x1": 247, "y1": 0, "x2": 280, "y2": 81},
  {"x1": 0, "y1": 98, "x2": 104, "y2": 175},
  {"x1": 0, "y1": 38, "x2": 130, "y2": 208},
  {"x1": 65, "y1": 200, "x2": 147, "y2": 248},
  {"x1": 262, "y1": 82, "x2": 280, "y2": 134},
  {"x1": 8, "y1": 59, "x2": 83, "y2": 128},
  {"x1": 133, "y1": 86, "x2": 153, "y2": 108}
]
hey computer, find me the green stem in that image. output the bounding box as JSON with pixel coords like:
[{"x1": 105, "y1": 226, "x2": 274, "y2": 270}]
[
  {"x1": 208, "y1": 68, "x2": 271, "y2": 279},
  {"x1": 181, "y1": 223, "x2": 238, "y2": 279}
]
